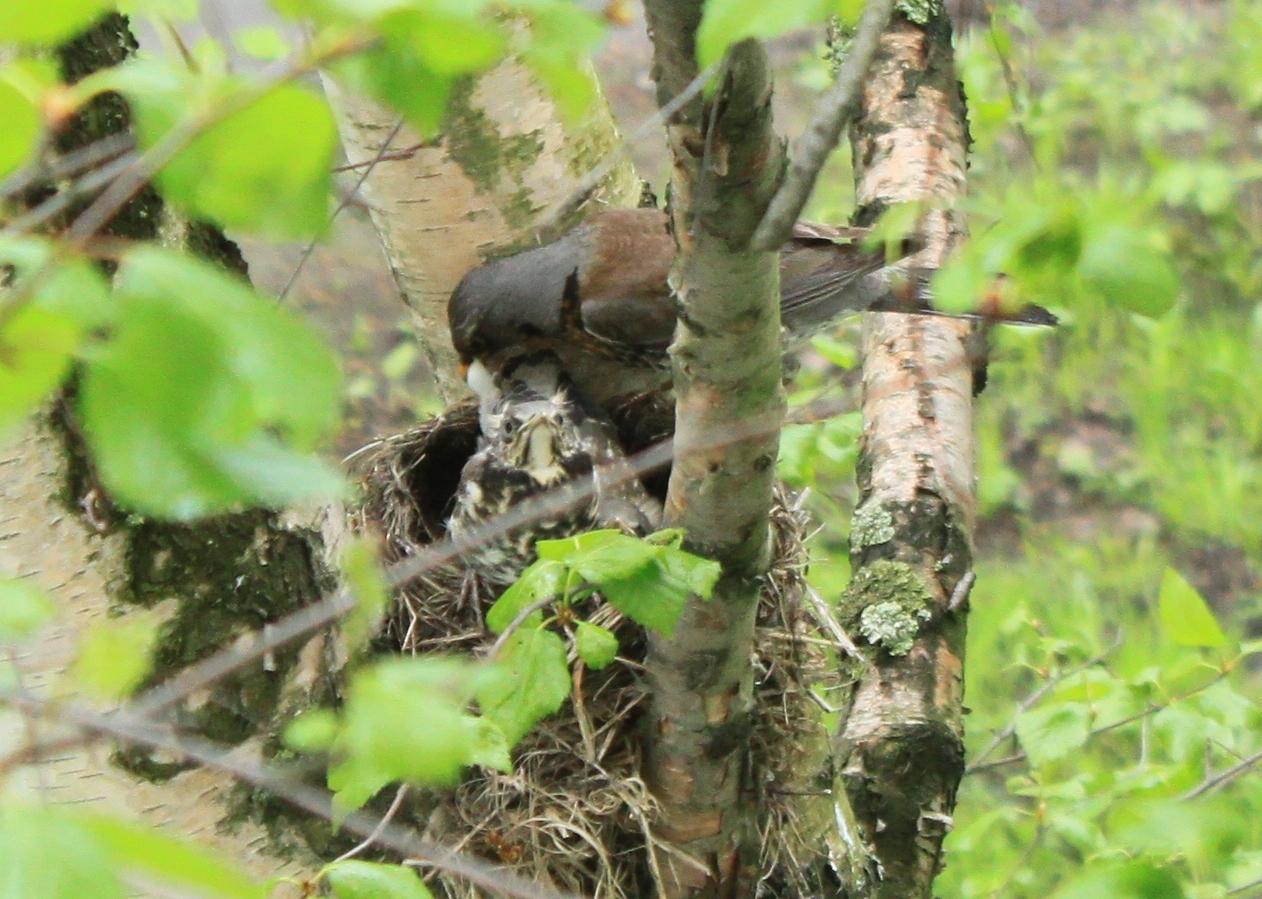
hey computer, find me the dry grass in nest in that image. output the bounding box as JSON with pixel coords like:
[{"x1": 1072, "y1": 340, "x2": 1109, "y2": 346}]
[{"x1": 353, "y1": 409, "x2": 853, "y2": 899}]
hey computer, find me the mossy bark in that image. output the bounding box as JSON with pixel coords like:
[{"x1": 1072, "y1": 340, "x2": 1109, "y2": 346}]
[{"x1": 834, "y1": 4, "x2": 975, "y2": 898}]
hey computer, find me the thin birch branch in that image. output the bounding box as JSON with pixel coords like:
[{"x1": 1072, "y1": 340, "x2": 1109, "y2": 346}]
[{"x1": 751, "y1": 0, "x2": 897, "y2": 252}]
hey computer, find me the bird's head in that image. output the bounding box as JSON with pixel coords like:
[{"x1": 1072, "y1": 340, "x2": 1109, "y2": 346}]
[{"x1": 498, "y1": 402, "x2": 574, "y2": 486}]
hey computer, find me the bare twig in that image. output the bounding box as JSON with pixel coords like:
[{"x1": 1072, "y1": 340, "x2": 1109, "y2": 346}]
[
  {"x1": 530, "y1": 62, "x2": 718, "y2": 245},
  {"x1": 333, "y1": 784, "x2": 411, "y2": 863},
  {"x1": 965, "y1": 665, "x2": 1231, "y2": 777},
  {"x1": 61, "y1": 31, "x2": 377, "y2": 245},
  {"x1": 1229, "y1": 874, "x2": 1262, "y2": 895},
  {"x1": 125, "y1": 395, "x2": 812, "y2": 723},
  {"x1": 3, "y1": 150, "x2": 140, "y2": 235},
  {"x1": 982, "y1": 0, "x2": 1039, "y2": 167},
  {"x1": 986, "y1": 824, "x2": 1044, "y2": 899},
  {"x1": 1181, "y1": 746, "x2": 1262, "y2": 801},
  {"x1": 2, "y1": 689, "x2": 573, "y2": 899},
  {"x1": 803, "y1": 583, "x2": 864, "y2": 661},
  {"x1": 487, "y1": 596, "x2": 560, "y2": 658},
  {"x1": 0, "y1": 133, "x2": 135, "y2": 200},
  {"x1": 966, "y1": 635, "x2": 1122, "y2": 773},
  {"x1": 279, "y1": 116, "x2": 406, "y2": 302},
  {"x1": 331, "y1": 144, "x2": 425, "y2": 173},
  {"x1": 750, "y1": 0, "x2": 897, "y2": 252}
]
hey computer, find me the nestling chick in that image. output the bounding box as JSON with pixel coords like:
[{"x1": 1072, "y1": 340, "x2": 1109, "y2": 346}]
[{"x1": 448, "y1": 354, "x2": 661, "y2": 588}]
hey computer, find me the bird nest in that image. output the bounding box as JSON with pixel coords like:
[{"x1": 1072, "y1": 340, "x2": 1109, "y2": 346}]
[{"x1": 353, "y1": 401, "x2": 851, "y2": 899}]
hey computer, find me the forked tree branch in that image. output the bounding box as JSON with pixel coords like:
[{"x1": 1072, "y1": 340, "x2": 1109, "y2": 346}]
[{"x1": 751, "y1": 0, "x2": 898, "y2": 252}]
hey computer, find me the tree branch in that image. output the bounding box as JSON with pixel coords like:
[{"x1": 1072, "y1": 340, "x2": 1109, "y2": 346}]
[
  {"x1": 3, "y1": 689, "x2": 572, "y2": 899},
  {"x1": 750, "y1": 0, "x2": 898, "y2": 252},
  {"x1": 638, "y1": 2, "x2": 785, "y2": 893}
]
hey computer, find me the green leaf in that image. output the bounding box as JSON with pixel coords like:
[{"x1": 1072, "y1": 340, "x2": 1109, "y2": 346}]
[
  {"x1": 930, "y1": 248, "x2": 993, "y2": 315},
  {"x1": 0, "y1": 238, "x2": 113, "y2": 330},
  {"x1": 0, "y1": 805, "x2": 124, "y2": 899},
  {"x1": 341, "y1": 42, "x2": 454, "y2": 137},
  {"x1": 77, "y1": 813, "x2": 265, "y2": 899},
  {"x1": 377, "y1": 9, "x2": 505, "y2": 76},
  {"x1": 657, "y1": 545, "x2": 722, "y2": 600},
  {"x1": 486, "y1": 559, "x2": 565, "y2": 634},
  {"x1": 135, "y1": 81, "x2": 337, "y2": 238},
  {"x1": 644, "y1": 528, "x2": 686, "y2": 548},
  {"x1": 336, "y1": 658, "x2": 485, "y2": 791},
  {"x1": 341, "y1": 538, "x2": 390, "y2": 651},
  {"x1": 1078, "y1": 224, "x2": 1179, "y2": 318},
  {"x1": 0, "y1": 80, "x2": 39, "y2": 179},
  {"x1": 381, "y1": 341, "x2": 418, "y2": 381},
  {"x1": 33, "y1": 259, "x2": 114, "y2": 329},
  {"x1": 574, "y1": 621, "x2": 618, "y2": 670},
  {"x1": 73, "y1": 609, "x2": 163, "y2": 701},
  {"x1": 601, "y1": 544, "x2": 718, "y2": 637},
  {"x1": 326, "y1": 861, "x2": 433, "y2": 899},
  {"x1": 0, "y1": 0, "x2": 114, "y2": 44},
  {"x1": 0, "y1": 577, "x2": 55, "y2": 641},
  {"x1": 534, "y1": 531, "x2": 717, "y2": 636},
  {"x1": 1050, "y1": 859, "x2": 1181, "y2": 899},
  {"x1": 463, "y1": 716, "x2": 513, "y2": 773},
  {"x1": 284, "y1": 709, "x2": 340, "y2": 751},
  {"x1": 234, "y1": 27, "x2": 293, "y2": 62},
  {"x1": 328, "y1": 758, "x2": 393, "y2": 824},
  {"x1": 1158, "y1": 567, "x2": 1227, "y2": 648},
  {"x1": 697, "y1": 0, "x2": 832, "y2": 68},
  {"x1": 0, "y1": 305, "x2": 80, "y2": 441},
  {"x1": 537, "y1": 529, "x2": 658, "y2": 581},
  {"x1": 1014, "y1": 701, "x2": 1091, "y2": 766},
  {"x1": 213, "y1": 438, "x2": 349, "y2": 508},
  {"x1": 81, "y1": 248, "x2": 343, "y2": 518},
  {"x1": 517, "y1": 1, "x2": 604, "y2": 120},
  {"x1": 476, "y1": 628, "x2": 571, "y2": 745},
  {"x1": 115, "y1": 0, "x2": 198, "y2": 19},
  {"x1": 810, "y1": 334, "x2": 859, "y2": 369}
]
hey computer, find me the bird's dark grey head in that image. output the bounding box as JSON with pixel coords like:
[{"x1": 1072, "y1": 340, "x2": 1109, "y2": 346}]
[{"x1": 447, "y1": 229, "x2": 592, "y2": 362}]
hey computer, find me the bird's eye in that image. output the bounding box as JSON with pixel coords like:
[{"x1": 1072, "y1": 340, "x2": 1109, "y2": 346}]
[{"x1": 503, "y1": 419, "x2": 517, "y2": 435}]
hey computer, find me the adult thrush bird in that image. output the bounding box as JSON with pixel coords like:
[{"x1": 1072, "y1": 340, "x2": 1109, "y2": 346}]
[
  {"x1": 448, "y1": 207, "x2": 1055, "y2": 410},
  {"x1": 448, "y1": 353, "x2": 661, "y2": 587}
]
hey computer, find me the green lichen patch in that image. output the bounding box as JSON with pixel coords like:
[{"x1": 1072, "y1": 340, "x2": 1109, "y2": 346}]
[
  {"x1": 839, "y1": 559, "x2": 935, "y2": 655},
  {"x1": 859, "y1": 600, "x2": 930, "y2": 656},
  {"x1": 851, "y1": 502, "x2": 896, "y2": 550},
  {"x1": 897, "y1": 0, "x2": 942, "y2": 25},
  {"x1": 445, "y1": 78, "x2": 546, "y2": 200}
]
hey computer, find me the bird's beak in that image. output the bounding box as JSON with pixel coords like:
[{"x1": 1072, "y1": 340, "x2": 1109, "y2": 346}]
[
  {"x1": 510, "y1": 416, "x2": 566, "y2": 485},
  {"x1": 524, "y1": 418, "x2": 558, "y2": 471}
]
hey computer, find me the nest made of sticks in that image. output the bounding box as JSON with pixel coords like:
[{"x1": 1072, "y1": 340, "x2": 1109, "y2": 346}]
[{"x1": 352, "y1": 403, "x2": 852, "y2": 899}]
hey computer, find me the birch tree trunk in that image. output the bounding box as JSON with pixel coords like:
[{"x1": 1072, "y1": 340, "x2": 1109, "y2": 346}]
[{"x1": 835, "y1": 5, "x2": 975, "y2": 898}]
